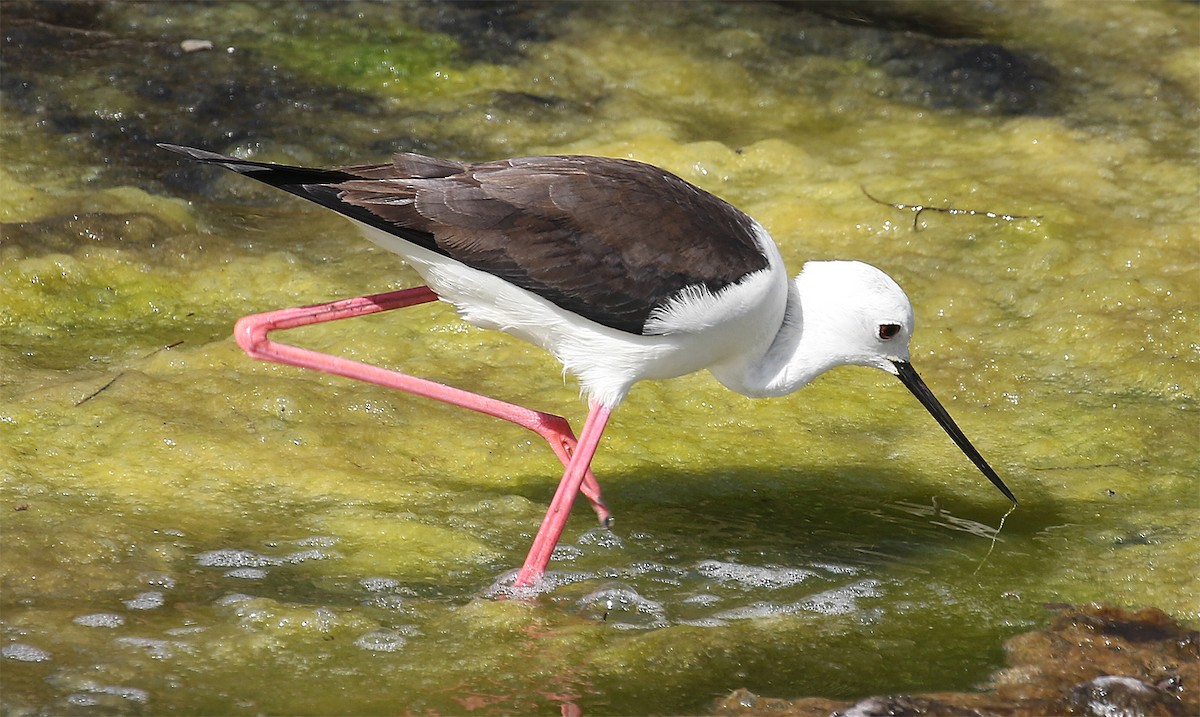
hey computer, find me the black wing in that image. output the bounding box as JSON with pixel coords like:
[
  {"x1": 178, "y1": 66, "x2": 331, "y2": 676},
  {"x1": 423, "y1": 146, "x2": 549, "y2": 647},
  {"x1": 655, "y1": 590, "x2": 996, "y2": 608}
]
[{"x1": 159, "y1": 144, "x2": 770, "y2": 334}]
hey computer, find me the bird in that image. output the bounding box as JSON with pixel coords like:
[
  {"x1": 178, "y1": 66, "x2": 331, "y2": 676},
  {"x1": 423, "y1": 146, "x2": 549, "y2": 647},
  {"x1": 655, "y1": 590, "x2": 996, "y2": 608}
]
[{"x1": 158, "y1": 142, "x2": 1017, "y2": 588}]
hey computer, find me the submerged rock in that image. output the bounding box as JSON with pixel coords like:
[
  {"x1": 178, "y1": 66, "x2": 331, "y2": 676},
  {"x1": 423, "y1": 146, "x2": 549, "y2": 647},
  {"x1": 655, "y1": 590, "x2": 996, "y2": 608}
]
[{"x1": 712, "y1": 604, "x2": 1199, "y2": 716}]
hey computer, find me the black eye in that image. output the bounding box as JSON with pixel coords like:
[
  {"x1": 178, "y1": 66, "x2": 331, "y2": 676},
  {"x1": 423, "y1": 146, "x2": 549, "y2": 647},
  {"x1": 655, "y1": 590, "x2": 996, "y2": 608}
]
[{"x1": 878, "y1": 323, "x2": 901, "y2": 340}]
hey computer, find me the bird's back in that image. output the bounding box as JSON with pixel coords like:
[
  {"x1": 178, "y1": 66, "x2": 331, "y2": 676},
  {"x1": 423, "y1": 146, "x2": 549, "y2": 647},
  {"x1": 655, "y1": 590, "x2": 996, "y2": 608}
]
[
  {"x1": 168, "y1": 145, "x2": 774, "y2": 336},
  {"x1": 160, "y1": 144, "x2": 790, "y2": 404}
]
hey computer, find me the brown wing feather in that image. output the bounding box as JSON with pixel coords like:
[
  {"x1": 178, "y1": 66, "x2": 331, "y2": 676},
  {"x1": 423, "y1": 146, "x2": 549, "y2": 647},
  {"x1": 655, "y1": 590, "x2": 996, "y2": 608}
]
[{"x1": 333, "y1": 155, "x2": 769, "y2": 335}]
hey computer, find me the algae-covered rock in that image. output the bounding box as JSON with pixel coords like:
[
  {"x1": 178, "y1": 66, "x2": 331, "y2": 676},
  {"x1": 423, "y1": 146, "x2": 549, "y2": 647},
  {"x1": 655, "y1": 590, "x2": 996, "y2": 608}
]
[{"x1": 712, "y1": 604, "x2": 1199, "y2": 716}]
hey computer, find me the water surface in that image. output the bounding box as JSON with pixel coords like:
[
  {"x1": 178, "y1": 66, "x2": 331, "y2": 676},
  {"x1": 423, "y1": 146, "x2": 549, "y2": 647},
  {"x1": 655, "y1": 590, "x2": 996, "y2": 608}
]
[{"x1": 1, "y1": 2, "x2": 1196, "y2": 715}]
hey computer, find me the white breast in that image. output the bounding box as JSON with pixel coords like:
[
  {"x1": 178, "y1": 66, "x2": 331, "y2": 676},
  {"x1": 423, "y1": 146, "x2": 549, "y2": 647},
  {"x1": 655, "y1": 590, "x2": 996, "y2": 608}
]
[{"x1": 351, "y1": 220, "x2": 789, "y2": 408}]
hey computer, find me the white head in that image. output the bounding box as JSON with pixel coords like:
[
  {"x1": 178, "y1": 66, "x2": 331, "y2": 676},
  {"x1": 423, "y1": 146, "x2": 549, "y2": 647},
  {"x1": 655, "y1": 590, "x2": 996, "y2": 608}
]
[
  {"x1": 789, "y1": 260, "x2": 1017, "y2": 504},
  {"x1": 793, "y1": 260, "x2": 915, "y2": 376}
]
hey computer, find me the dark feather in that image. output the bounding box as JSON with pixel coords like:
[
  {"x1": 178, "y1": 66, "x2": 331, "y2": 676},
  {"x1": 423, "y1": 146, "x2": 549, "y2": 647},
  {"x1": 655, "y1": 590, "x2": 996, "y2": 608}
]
[{"x1": 159, "y1": 144, "x2": 770, "y2": 334}]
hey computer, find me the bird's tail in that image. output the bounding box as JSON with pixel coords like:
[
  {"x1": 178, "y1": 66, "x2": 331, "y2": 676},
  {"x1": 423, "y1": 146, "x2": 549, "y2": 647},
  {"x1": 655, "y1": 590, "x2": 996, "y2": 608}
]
[{"x1": 156, "y1": 143, "x2": 358, "y2": 186}]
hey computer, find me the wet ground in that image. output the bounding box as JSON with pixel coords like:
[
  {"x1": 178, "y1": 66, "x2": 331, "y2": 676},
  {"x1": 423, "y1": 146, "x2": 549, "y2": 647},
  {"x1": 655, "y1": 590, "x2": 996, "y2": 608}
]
[{"x1": 2, "y1": 2, "x2": 1197, "y2": 715}]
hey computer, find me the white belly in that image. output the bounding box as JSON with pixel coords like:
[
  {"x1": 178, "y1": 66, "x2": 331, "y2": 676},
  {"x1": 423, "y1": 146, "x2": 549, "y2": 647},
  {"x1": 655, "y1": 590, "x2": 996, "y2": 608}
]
[{"x1": 351, "y1": 221, "x2": 788, "y2": 407}]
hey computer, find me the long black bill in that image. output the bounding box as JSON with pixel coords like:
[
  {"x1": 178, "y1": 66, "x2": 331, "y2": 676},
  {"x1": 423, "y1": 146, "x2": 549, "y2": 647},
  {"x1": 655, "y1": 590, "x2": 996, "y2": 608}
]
[{"x1": 891, "y1": 360, "x2": 1017, "y2": 505}]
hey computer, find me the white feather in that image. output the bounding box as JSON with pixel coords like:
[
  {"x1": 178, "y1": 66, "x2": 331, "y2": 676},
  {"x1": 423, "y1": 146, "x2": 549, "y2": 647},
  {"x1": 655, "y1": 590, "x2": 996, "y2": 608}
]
[{"x1": 351, "y1": 220, "x2": 790, "y2": 408}]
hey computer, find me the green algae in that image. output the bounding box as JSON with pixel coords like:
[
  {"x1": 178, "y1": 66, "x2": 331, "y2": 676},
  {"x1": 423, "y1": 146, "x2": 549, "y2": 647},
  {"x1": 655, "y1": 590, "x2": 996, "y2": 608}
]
[
  {"x1": 2, "y1": 2, "x2": 1198, "y2": 715},
  {"x1": 270, "y1": 24, "x2": 515, "y2": 103}
]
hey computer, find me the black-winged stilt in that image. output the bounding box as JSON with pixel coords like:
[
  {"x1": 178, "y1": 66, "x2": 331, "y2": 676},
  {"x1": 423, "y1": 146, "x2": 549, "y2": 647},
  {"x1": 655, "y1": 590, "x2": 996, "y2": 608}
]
[{"x1": 159, "y1": 143, "x2": 1017, "y2": 588}]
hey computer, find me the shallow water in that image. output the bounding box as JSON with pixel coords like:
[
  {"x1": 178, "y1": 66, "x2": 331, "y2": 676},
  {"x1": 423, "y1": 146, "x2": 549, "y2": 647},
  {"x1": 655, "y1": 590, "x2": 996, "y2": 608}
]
[{"x1": 1, "y1": 2, "x2": 1197, "y2": 715}]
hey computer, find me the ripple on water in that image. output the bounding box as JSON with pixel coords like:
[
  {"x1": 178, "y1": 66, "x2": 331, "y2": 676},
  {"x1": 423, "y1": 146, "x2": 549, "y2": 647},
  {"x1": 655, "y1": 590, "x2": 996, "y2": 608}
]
[
  {"x1": 696, "y1": 559, "x2": 819, "y2": 589},
  {"x1": 624, "y1": 560, "x2": 687, "y2": 585},
  {"x1": 66, "y1": 682, "x2": 149, "y2": 705},
  {"x1": 484, "y1": 568, "x2": 594, "y2": 599},
  {"x1": 482, "y1": 556, "x2": 881, "y2": 628},
  {"x1": 214, "y1": 592, "x2": 255, "y2": 607},
  {"x1": 360, "y1": 576, "x2": 415, "y2": 610},
  {"x1": 800, "y1": 579, "x2": 882, "y2": 615},
  {"x1": 682, "y1": 592, "x2": 723, "y2": 607},
  {"x1": 578, "y1": 585, "x2": 667, "y2": 630},
  {"x1": 712, "y1": 579, "x2": 883, "y2": 621}
]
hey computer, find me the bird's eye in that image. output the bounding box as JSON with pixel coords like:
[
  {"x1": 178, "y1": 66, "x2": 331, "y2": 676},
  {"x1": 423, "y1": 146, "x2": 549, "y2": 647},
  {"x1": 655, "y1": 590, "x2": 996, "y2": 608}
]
[{"x1": 878, "y1": 323, "x2": 901, "y2": 340}]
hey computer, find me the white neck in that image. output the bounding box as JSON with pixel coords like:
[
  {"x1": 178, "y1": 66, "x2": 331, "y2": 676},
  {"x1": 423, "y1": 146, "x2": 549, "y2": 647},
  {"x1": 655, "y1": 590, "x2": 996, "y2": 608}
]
[
  {"x1": 708, "y1": 275, "x2": 840, "y2": 398},
  {"x1": 708, "y1": 258, "x2": 914, "y2": 398}
]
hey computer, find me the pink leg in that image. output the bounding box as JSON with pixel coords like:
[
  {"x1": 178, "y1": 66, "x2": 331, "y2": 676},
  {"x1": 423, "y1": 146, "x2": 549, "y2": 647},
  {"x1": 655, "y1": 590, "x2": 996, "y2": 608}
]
[
  {"x1": 515, "y1": 402, "x2": 612, "y2": 588},
  {"x1": 233, "y1": 286, "x2": 611, "y2": 525}
]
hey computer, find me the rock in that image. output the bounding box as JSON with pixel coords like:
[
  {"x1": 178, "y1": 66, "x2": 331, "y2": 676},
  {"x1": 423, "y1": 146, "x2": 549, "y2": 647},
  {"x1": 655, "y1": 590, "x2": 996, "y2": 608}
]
[{"x1": 712, "y1": 604, "x2": 1199, "y2": 716}]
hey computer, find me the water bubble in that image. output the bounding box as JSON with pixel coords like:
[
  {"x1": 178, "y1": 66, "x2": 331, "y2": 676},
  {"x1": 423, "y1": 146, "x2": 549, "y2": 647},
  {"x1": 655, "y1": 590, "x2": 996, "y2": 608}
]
[
  {"x1": 354, "y1": 628, "x2": 407, "y2": 652},
  {"x1": 578, "y1": 585, "x2": 666, "y2": 629},
  {"x1": 711, "y1": 600, "x2": 791, "y2": 621},
  {"x1": 224, "y1": 568, "x2": 268, "y2": 579},
  {"x1": 73, "y1": 613, "x2": 126, "y2": 628},
  {"x1": 140, "y1": 572, "x2": 177, "y2": 589},
  {"x1": 123, "y1": 591, "x2": 165, "y2": 610},
  {"x1": 284, "y1": 548, "x2": 340, "y2": 564},
  {"x1": 798, "y1": 579, "x2": 881, "y2": 616},
  {"x1": 812, "y1": 562, "x2": 860, "y2": 576},
  {"x1": 712, "y1": 580, "x2": 883, "y2": 621},
  {"x1": 2, "y1": 642, "x2": 50, "y2": 662},
  {"x1": 195, "y1": 549, "x2": 281, "y2": 568},
  {"x1": 67, "y1": 694, "x2": 98, "y2": 706},
  {"x1": 367, "y1": 594, "x2": 408, "y2": 610},
  {"x1": 483, "y1": 569, "x2": 592, "y2": 599},
  {"x1": 115, "y1": 636, "x2": 174, "y2": 659},
  {"x1": 576, "y1": 528, "x2": 623, "y2": 548},
  {"x1": 696, "y1": 559, "x2": 817, "y2": 589},
  {"x1": 71, "y1": 682, "x2": 149, "y2": 704},
  {"x1": 305, "y1": 607, "x2": 338, "y2": 632},
  {"x1": 360, "y1": 576, "x2": 401, "y2": 592},
  {"x1": 550, "y1": 544, "x2": 583, "y2": 561},
  {"x1": 214, "y1": 593, "x2": 255, "y2": 607},
  {"x1": 296, "y1": 535, "x2": 339, "y2": 548},
  {"x1": 682, "y1": 593, "x2": 722, "y2": 607}
]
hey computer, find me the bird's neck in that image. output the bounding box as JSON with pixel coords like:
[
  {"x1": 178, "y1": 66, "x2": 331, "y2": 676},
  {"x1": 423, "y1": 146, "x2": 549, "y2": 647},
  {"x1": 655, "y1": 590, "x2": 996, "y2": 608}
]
[{"x1": 708, "y1": 275, "x2": 840, "y2": 398}]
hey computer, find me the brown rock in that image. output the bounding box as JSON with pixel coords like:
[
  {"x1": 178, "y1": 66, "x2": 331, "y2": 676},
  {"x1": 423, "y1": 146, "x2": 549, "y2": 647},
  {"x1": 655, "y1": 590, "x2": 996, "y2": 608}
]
[{"x1": 712, "y1": 604, "x2": 1198, "y2": 717}]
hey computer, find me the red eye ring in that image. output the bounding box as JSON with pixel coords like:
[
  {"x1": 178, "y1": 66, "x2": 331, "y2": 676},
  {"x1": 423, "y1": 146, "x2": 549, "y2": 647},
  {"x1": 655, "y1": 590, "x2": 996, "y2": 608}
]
[{"x1": 878, "y1": 323, "x2": 901, "y2": 340}]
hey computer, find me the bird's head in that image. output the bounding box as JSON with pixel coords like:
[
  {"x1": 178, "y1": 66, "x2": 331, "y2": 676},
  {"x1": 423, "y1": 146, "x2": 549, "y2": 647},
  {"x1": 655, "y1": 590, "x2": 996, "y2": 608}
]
[
  {"x1": 794, "y1": 260, "x2": 915, "y2": 374},
  {"x1": 794, "y1": 260, "x2": 1017, "y2": 504}
]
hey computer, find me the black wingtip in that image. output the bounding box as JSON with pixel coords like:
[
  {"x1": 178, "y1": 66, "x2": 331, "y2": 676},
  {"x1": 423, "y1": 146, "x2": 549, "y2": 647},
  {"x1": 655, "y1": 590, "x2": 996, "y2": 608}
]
[
  {"x1": 156, "y1": 143, "x2": 297, "y2": 177},
  {"x1": 156, "y1": 143, "x2": 235, "y2": 163}
]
